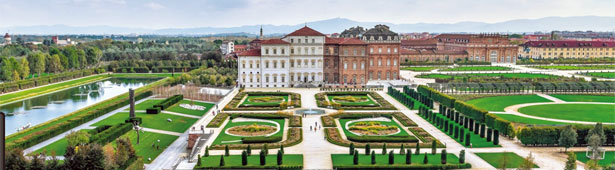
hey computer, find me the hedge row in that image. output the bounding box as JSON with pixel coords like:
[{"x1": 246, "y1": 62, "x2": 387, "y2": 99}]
[
  {"x1": 417, "y1": 85, "x2": 455, "y2": 108},
  {"x1": 324, "y1": 128, "x2": 444, "y2": 148},
  {"x1": 228, "y1": 112, "x2": 301, "y2": 127},
  {"x1": 206, "y1": 113, "x2": 229, "y2": 128},
  {"x1": 6, "y1": 90, "x2": 153, "y2": 150},
  {"x1": 212, "y1": 128, "x2": 302, "y2": 150},
  {"x1": 242, "y1": 136, "x2": 283, "y2": 143},
  {"x1": 197, "y1": 165, "x2": 302, "y2": 170},
  {"x1": 453, "y1": 101, "x2": 487, "y2": 123},
  {"x1": 388, "y1": 87, "x2": 416, "y2": 109},
  {"x1": 90, "y1": 123, "x2": 133, "y2": 145},
  {"x1": 517, "y1": 125, "x2": 615, "y2": 146},
  {"x1": 88, "y1": 125, "x2": 112, "y2": 135},
  {"x1": 154, "y1": 95, "x2": 184, "y2": 110},
  {"x1": 321, "y1": 116, "x2": 336, "y2": 127},
  {"x1": 112, "y1": 67, "x2": 199, "y2": 73},
  {"x1": 224, "y1": 92, "x2": 301, "y2": 111},
  {"x1": 484, "y1": 113, "x2": 514, "y2": 138},
  {"x1": 346, "y1": 136, "x2": 419, "y2": 143},
  {"x1": 333, "y1": 164, "x2": 472, "y2": 170},
  {"x1": 0, "y1": 68, "x2": 102, "y2": 93},
  {"x1": 315, "y1": 92, "x2": 396, "y2": 110}
]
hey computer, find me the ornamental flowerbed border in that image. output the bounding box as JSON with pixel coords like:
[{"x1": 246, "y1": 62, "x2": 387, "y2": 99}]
[
  {"x1": 224, "y1": 92, "x2": 301, "y2": 111},
  {"x1": 315, "y1": 92, "x2": 396, "y2": 110},
  {"x1": 211, "y1": 128, "x2": 302, "y2": 150}
]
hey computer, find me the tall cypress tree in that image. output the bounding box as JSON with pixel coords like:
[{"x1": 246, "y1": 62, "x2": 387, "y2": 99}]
[
  {"x1": 241, "y1": 151, "x2": 247, "y2": 166},
  {"x1": 371, "y1": 151, "x2": 376, "y2": 164},
  {"x1": 277, "y1": 149, "x2": 283, "y2": 165},
  {"x1": 406, "y1": 149, "x2": 412, "y2": 164},
  {"x1": 365, "y1": 143, "x2": 371, "y2": 155},
  {"x1": 219, "y1": 155, "x2": 225, "y2": 166},
  {"x1": 441, "y1": 149, "x2": 447, "y2": 164},
  {"x1": 382, "y1": 143, "x2": 387, "y2": 155},
  {"x1": 349, "y1": 143, "x2": 355, "y2": 155},
  {"x1": 431, "y1": 141, "x2": 437, "y2": 154},
  {"x1": 415, "y1": 143, "x2": 420, "y2": 155},
  {"x1": 388, "y1": 151, "x2": 394, "y2": 164},
  {"x1": 353, "y1": 150, "x2": 359, "y2": 165}
]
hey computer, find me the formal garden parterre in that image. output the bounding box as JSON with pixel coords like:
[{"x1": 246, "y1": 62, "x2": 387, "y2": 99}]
[
  {"x1": 439, "y1": 66, "x2": 512, "y2": 71},
  {"x1": 224, "y1": 91, "x2": 301, "y2": 110},
  {"x1": 316, "y1": 91, "x2": 396, "y2": 110}
]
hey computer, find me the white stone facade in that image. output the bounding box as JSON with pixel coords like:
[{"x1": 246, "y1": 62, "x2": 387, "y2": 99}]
[{"x1": 283, "y1": 35, "x2": 324, "y2": 86}]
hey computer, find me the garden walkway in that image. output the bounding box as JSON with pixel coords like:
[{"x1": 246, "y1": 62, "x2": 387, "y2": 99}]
[{"x1": 536, "y1": 93, "x2": 566, "y2": 103}]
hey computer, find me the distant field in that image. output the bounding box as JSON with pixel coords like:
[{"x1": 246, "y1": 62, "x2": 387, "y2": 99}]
[
  {"x1": 440, "y1": 66, "x2": 511, "y2": 71},
  {"x1": 549, "y1": 94, "x2": 615, "y2": 103},
  {"x1": 417, "y1": 73, "x2": 558, "y2": 79},
  {"x1": 585, "y1": 72, "x2": 615, "y2": 78},
  {"x1": 535, "y1": 65, "x2": 615, "y2": 70},
  {"x1": 400, "y1": 66, "x2": 441, "y2": 72},
  {"x1": 518, "y1": 104, "x2": 615, "y2": 123},
  {"x1": 466, "y1": 95, "x2": 551, "y2": 112}
]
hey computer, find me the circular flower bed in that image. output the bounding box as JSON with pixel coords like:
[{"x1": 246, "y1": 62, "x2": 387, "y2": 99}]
[
  {"x1": 227, "y1": 123, "x2": 277, "y2": 136},
  {"x1": 332, "y1": 95, "x2": 369, "y2": 103},
  {"x1": 248, "y1": 96, "x2": 285, "y2": 103},
  {"x1": 348, "y1": 121, "x2": 399, "y2": 136}
]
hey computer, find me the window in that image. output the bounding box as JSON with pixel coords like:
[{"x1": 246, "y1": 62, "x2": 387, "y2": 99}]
[
  {"x1": 290, "y1": 60, "x2": 294, "y2": 67},
  {"x1": 353, "y1": 49, "x2": 357, "y2": 55},
  {"x1": 370, "y1": 59, "x2": 373, "y2": 66},
  {"x1": 369, "y1": 72, "x2": 373, "y2": 80},
  {"x1": 281, "y1": 49, "x2": 285, "y2": 54},
  {"x1": 344, "y1": 49, "x2": 348, "y2": 55},
  {"x1": 378, "y1": 48, "x2": 382, "y2": 53},
  {"x1": 273, "y1": 61, "x2": 277, "y2": 68},
  {"x1": 360, "y1": 77, "x2": 364, "y2": 83},
  {"x1": 386, "y1": 72, "x2": 390, "y2": 80},
  {"x1": 266, "y1": 76, "x2": 269, "y2": 82},
  {"x1": 393, "y1": 60, "x2": 397, "y2": 66},
  {"x1": 387, "y1": 59, "x2": 390, "y2": 66},
  {"x1": 273, "y1": 49, "x2": 277, "y2": 54},
  {"x1": 242, "y1": 63, "x2": 245, "y2": 68},
  {"x1": 304, "y1": 59, "x2": 308, "y2": 66},
  {"x1": 324, "y1": 59, "x2": 328, "y2": 67},
  {"x1": 353, "y1": 75, "x2": 357, "y2": 83},
  {"x1": 281, "y1": 76, "x2": 285, "y2": 82},
  {"x1": 265, "y1": 48, "x2": 269, "y2": 54},
  {"x1": 311, "y1": 60, "x2": 315, "y2": 67},
  {"x1": 312, "y1": 39, "x2": 315, "y2": 43},
  {"x1": 344, "y1": 62, "x2": 347, "y2": 69},
  {"x1": 361, "y1": 62, "x2": 365, "y2": 69},
  {"x1": 378, "y1": 59, "x2": 382, "y2": 66},
  {"x1": 250, "y1": 64, "x2": 253, "y2": 68},
  {"x1": 324, "y1": 73, "x2": 328, "y2": 82},
  {"x1": 394, "y1": 48, "x2": 398, "y2": 53},
  {"x1": 387, "y1": 48, "x2": 391, "y2": 53},
  {"x1": 305, "y1": 47, "x2": 308, "y2": 54},
  {"x1": 291, "y1": 48, "x2": 294, "y2": 54},
  {"x1": 265, "y1": 61, "x2": 269, "y2": 68},
  {"x1": 256, "y1": 63, "x2": 259, "y2": 68},
  {"x1": 298, "y1": 39, "x2": 301, "y2": 43},
  {"x1": 377, "y1": 72, "x2": 381, "y2": 80},
  {"x1": 343, "y1": 75, "x2": 347, "y2": 83},
  {"x1": 370, "y1": 48, "x2": 374, "y2": 53},
  {"x1": 352, "y1": 62, "x2": 357, "y2": 70},
  {"x1": 311, "y1": 48, "x2": 315, "y2": 54},
  {"x1": 281, "y1": 61, "x2": 285, "y2": 68},
  {"x1": 273, "y1": 76, "x2": 277, "y2": 83},
  {"x1": 291, "y1": 39, "x2": 294, "y2": 43}
]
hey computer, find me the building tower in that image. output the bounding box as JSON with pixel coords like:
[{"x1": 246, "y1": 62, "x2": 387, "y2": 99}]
[
  {"x1": 259, "y1": 25, "x2": 263, "y2": 39},
  {"x1": 3, "y1": 33, "x2": 11, "y2": 45}
]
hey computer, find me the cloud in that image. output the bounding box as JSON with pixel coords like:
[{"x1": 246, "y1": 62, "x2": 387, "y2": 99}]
[{"x1": 145, "y1": 2, "x2": 164, "y2": 10}]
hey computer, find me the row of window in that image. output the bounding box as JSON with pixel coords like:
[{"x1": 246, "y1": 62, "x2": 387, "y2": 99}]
[
  {"x1": 240, "y1": 74, "x2": 317, "y2": 83},
  {"x1": 544, "y1": 48, "x2": 615, "y2": 51},
  {"x1": 369, "y1": 47, "x2": 398, "y2": 54},
  {"x1": 542, "y1": 52, "x2": 613, "y2": 56},
  {"x1": 264, "y1": 47, "x2": 323, "y2": 55},
  {"x1": 241, "y1": 59, "x2": 323, "y2": 69},
  {"x1": 289, "y1": 38, "x2": 318, "y2": 44}
]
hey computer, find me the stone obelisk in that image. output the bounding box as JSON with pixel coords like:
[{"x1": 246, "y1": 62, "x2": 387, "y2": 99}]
[{"x1": 129, "y1": 88, "x2": 135, "y2": 118}]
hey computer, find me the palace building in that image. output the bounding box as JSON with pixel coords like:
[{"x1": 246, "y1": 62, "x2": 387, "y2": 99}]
[
  {"x1": 238, "y1": 25, "x2": 401, "y2": 88},
  {"x1": 520, "y1": 40, "x2": 615, "y2": 59}
]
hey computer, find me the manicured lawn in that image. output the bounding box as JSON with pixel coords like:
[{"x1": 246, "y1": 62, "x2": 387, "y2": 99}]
[
  {"x1": 535, "y1": 65, "x2": 615, "y2": 70},
  {"x1": 440, "y1": 66, "x2": 511, "y2": 71},
  {"x1": 475, "y1": 152, "x2": 538, "y2": 169},
  {"x1": 194, "y1": 154, "x2": 303, "y2": 169},
  {"x1": 166, "y1": 100, "x2": 215, "y2": 116},
  {"x1": 328, "y1": 95, "x2": 379, "y2": 107},
  {"x1": 466, "y1": 95, "x2": 551, "y2": 112},
  {"x1": 586, "y1": 72, "x2": 615, "y2": 78},
  {"x1": 108, "y1": 131, "x2": 179, "y2": 164},
  {"x1": 575, "y1": 151, "x2": 615, "y2": 166},
  {"x1": 400, "y1": 67, "x2": 441, "y2": 72},
  {"x1": 93, "y1": 112, "x2": 198, "y2": 133},
  {"x1": 240, "y1": 95, "x2": 288, "y2": 107},
  {"x1": 211, "y1": 119, "x2": 285, "y2": 145},
  {"x1": 493, "y1": 114, "x2": 573, "y2": 125},
  {"x1": 550, "y1": 94, "x2": 615, "y2": 103},
  {"x1": 518, "y1": 104, "x2": 615, "y2": 123},
  {"x1": 111, "y1": 73, "x2": 181, "y2": 78},
  {"x1": 32, "y1": 136, "x2": 70, "y2": 156},
  {"x1": 0, "y1": 74, "x2": 109, "y2": 105},
  {"x1": 125, "y1": 99, "x2": 164, "y2": 111},
  {"x1": 331, "y1": 153, "x2": 462, "y2": 166},
  {"x1": 338, "y1": 119, "x2": 409, "y2": 137},
  {"x1": 417, "y1": 73, "x2": 558, "y2": 79}
]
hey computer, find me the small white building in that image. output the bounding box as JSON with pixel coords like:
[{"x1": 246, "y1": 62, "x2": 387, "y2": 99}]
[{"x1": 220, "y1": 41, "x2": 234, "y2": 55}]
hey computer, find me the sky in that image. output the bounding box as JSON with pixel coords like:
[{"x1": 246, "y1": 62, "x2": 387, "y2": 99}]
[{"x1": 0, "y1": 0, "x2": 614, "y2": 29}]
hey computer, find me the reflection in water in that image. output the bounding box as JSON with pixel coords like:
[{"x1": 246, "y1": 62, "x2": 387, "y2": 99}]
[{"x1": 1, "y1": 78, "x2": 159, "y2": 135}]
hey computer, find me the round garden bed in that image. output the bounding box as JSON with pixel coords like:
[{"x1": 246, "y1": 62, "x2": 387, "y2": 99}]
[
  {"x1": 348, "y1": 121, "x2": 400, "y2": 136},
  {"x1": 226, "y1": 124, "x2": 277, "y2": 137},
  {"x1": 248, "y1": 96, "x2": 285, "y2": 103}
]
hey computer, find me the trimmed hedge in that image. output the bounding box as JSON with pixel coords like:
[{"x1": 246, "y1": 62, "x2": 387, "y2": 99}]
[
  {"x1": 242, "y1": 136, "x2": 283, "y2": 144},
  {"x1": 417, "y1": 85, "x2": 455, "y2": 108},
  {"x1": 325, "y1": 128, "x2": 444, "y2": 148},
  {"x1": 197, "y1": 165, "x2": 302, "y2": 170},
  {"x1": 225, "y1": 92, "x2": 301, "y2": 111},
  {"x1": 321, "y1": 116, "x2": 336, "y2": 127},
  {"x1": 90, "y1": 123, "x2": 133, "y2": 145},
  {"x1": 453, "y1": 101, "x2": 487, "y2": 123},
  {"x1": 315, "y1": 92, "x2": 396, "y2": 110},
  {"x1": 517, "y1": 125, "x2": 615, "y2": 146},
  {"x1": 485, "y1": 113, "x2": 514, "y2": 137},
  {"x1": 146, "y1": 107, "x2": 161, "y2": 114},
  {"x1": 333, "y1": 164, "x2": 472, "y2": 170},
  {"x1": 88, "y1": 125, "x2": 112, "y2": 135},
  {"x1": 212, "y1": 128, "x2": 302, "y2": 150},
  {"x1": 0, "y1": 68, "x2": 101, "y2": 94},
  {"x1": 154, "y1": 95, "x2": 183, "y2": 110},
  {"x1": 207, "y1": 113, "x2": 229, "y2": 128},
  {"x1": 346, "y1": 136, "x2": 419, "y2": 143}
]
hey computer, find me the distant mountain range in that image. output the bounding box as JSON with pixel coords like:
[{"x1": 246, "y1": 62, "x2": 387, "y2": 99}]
[{"x1": 2, "y1": 16, "x2": 615, "y2": 35}]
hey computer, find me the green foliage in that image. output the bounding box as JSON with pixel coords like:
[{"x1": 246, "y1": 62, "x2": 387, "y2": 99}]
[
  {"x1": 366, "y1": 143, "x2": 371, "y2": 155},
  {"x1": 423, "y1": 153, "x2": 428, "y2": 164},
  {"x1": 277, "y1": 150, "x2": 283, "y2": 165},
  {"x1": 354, "y1": 150, "x2": 359, "y2": 165},
  {"x1": 225, "y1": 145, "x2": 230, "y2": 156},
  {"x1": 349, "y1": 143, "x2": 355, "y2": 155},
  {"x1": 441, "y1": 149, "x2": 447, "y2": 164},
  {"x1": 389, "y1": 151, "x2": 395, "y2": 164},
  {"x1": 559, "y1": 125, "x2": 578, "y2": 152},
  {"x1": 371, "y1": 151, "x2": 376, "y2": 164},
  {"x1": 89, "y1": 123, "x2": 132, "y2": 145},
  {"x1": 564, "y1": 152, "x2": 576, "y2": 170},
  {"x1": 205, "y1": 146, "x2": 209, "y2": 157},
  {"x1": 66, "y1": 130, "x2": 91, "y2": 146},
  {"x1": 406, "y1": 149, "x2": 411, "y2": 164},
  {"x1": 197, "y1": 154, "x2": 202, "y2": 167},
  {"x1": 220, "y1": 155, "x2": 225, "y2": 166},
  {"x1": 459, "y1": 150, "x2": 465, "y2": 163},
  {"x1": 431, "y1": 141, "x2": 436, "y2": 154},
  {"x1": 246, "y1": 145, "x2": 251, "y2": 156},
  {"x1": 241, "y1": 151, "x2": 247, "y2": 166}
]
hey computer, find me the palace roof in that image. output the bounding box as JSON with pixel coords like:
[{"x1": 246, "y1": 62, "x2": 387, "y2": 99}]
[{"x1": 286, "y1": 26, "x2": 326, "y2": 37}]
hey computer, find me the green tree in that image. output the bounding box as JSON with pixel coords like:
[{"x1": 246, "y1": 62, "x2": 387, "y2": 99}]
[
  {"x1": 365, "y1": 143, "x2": 371, "y2": 155},
  {"x1": 5, "y1": 148, "x2": 28, "y2": 170},
  {"x1": 371, "y1": 151, "x2": 376, "y2": 164},
  {"x1": 1, "y1": 57, "x2": 15, "y2": 81},
  {"x1": 241, "y1": 151, "x2": 247, "y2": 166},
  {"x1": 279, "y1": 145, "x2": 284, "y2": 154},
  {"x1": 459, "y1": 150, "x2": 465, "y2": 163},
  {"x1": 246, "y1": 145, "x2": 251, "y2": 156},
  {"x1": 382, "y1": 143, "x2": 387, "y2": 155},
  {"x1": 224, "y1": 145, "x2": 230, "y2": 156},
  {"x1": 415, "y1": 143, "x2": 420, "y2": 155},
  {"x1": 388, "y1": 150, "x2": 394, "y2": 164},
  {"x1": 219, "y1": 155, "x2": 225, "y2": 166},
  {"x1": 66, "y1": 130, "x2": 91, "y2": 146},
  {"x1": 465, "y1": 132, "x2": 471, "y2": 146},
  {"x1": 587, "y1": 134, "x2": 602, "y2": 160},
  {"x1": 84, "y1": 144, "x2": 105, "y2": 170},
  {"x1": 423, "y1": 153, "x2": 428, "y2": 164},
  {"x1": 585, "y1": 160, "x2": 599, "y2": 170},
  {"x1": 19, "y1": 58, "x2": 30, "y2": 79},
  {"x1": 559, "y1": 125, "x2": 578, "y2": 152},
  {"x1": 29, "y1": 154, "x2": 44, "y2": 170},
  {"x1": 85, "y1": 47, "x2": 102, "y2": 67},
  {"x1": 349, "y1": 143, "x2": 355, "y2": 155},
  {"x1": 586, "y1": 123, "x2": 606, "y2": 145},
  {"x1": 49, "y1": 54, "x2": 64, "y2": 73},
  {"x1": 205, "y1": 146, "x2": 209, "y2": 157},
  {"x1": 114, "y1": 137, "x2": 136, "y2": 167},
  {"x1": 441, "y1": 149, "x2": 447, "y2": 164},
  {"x1": 260, "y1": 150, "x2": 266, "y2": 165},
  {"x1": 564, "y1": 152, "x2": 576, "y2": 170},
  {"x1": 196, "y1": 154, "x2": 202, "y2": 167},
  {"x1": 400, "y1": 144, "x2": 405, "y2": 155},
  {"x1": 431, "y1": 141, "x2": 437, "y2": 154},
  {"x1": 353, "y1": 150, "x2": 359, "y2": 165},
  {"x1": 405, "y1": 149, "x2": 411, "y2": 164},
  {"x1": 277, "y1": 149, "x2": 283, "y2": 165},
  {"x1": 263, "y1": 144, "x2": 269, "y2": 155}
]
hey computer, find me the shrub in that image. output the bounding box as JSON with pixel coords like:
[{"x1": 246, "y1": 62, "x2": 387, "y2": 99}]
[
  {"x1": 145, "y1": 107, "x2": 160, "y2": 114},
  {"x1": 441, "y1": 149, "x2": 447, "y2": 164},
  {"x1": 406, "y1": 149, "x2": 411, "y2": 164},
  {"x1": 389, "y1": 151, "x2": 395, "y2": 164},
  {"x1": 241, "y1": 136, "x2": 283, "y2": 144},
  {"x1": 353, "y1": 150, "x2": 359, "y2": 165},
  {"x1": 241, "y1": 151, "x2": 247, "y2": 166},
  {"x1": 459, "y1": 150, "x2": 465, "y2": 163},
  {"x1": 89, "y1": 123, "x2": 133, "y2": 145},
  {"x1": 153, "y1": 95, "x2": 183, "y2": 110},
  {"x1": 207, "y1": 113, "x2": 229, "y2": 128}
]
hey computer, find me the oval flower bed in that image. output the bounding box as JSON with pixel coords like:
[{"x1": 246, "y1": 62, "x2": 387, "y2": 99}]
[
  {"x1": 348, "y1": 121, "x2": 400, "y2": 136},
  {"x1": 248, "y1": 96, "x2": 285, "y2": 103},
  {"x1": 227, "y1": 123, "x2": 277, "y2": 137},
  {"x1": 332, "y1": 95, "x2": 369, "y2": 103}
]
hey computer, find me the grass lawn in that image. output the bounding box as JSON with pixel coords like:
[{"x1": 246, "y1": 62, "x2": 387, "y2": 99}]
[
  {"x1": 575, "y1": 151, "x2": 615, "y2": 166},
  {"x1": 108, "y1": 130, "x2": 179, "y2": 164},
  {"x1": 111, "y1": 73, "x2": 181, "y2": 78},
  {"x1": 0, "y1": 74, "x2": 109, "y2": 105},
  {"x1": 475, "y1": 152, "x2": 538, "y2": 169},
  {"x1": 440, "y1": 66, "x2": 511, "y2": 71},
  {"x1": 417, "y1": 73, "x2": 558, "y2": 79},
  {"x1": 550, "y1": 94, "x2": 615, "y2": 103},
  {"x1": 338, "y1": 119, "x2": 409, "y2": 137},
  {"x1": 493, "y1": 114, "x2": 573, "y2": 125},
  {"x1": 125, "y1": 99, "x2": 164, "y2": 111},
  {"x1": 535, "y1": 65, "x2": 615, "y2": 70},
  {"x1": 240, "y1": 95, "x2": 288, "y2": 107},
  {"x1": 331, "y1": 153, "x2": 462, "y2": 166},
  {"x1": 328, "y1": 95, "x2": 379, "y2": 107},
  {"x1": 466, "y1": 95, "x2": 552, "y2": 112},
  {"x1": 93, "y1": 112, "x2": 198, "y2": 133},
  {"x1": 211, "y1": 119, "x2": 285, "y2": 145},
  {"x1": 166, "y1": 100, "x2": 215, "y2": 116},
  {"x1": 518, "y1": 104, "x2": 615, "y2": 123},
  {"x1": 586, "y1": 72, "x2": 615, "y2": 78},
  {"x1": 195, "y1": 154, "x2": 303, "y2": 169},
  {"x1": 32, "y1": 136, "x2": 70, "y2": 156},
  {"x1": 400, "y1": 67, "x2": 441, "y2": 72}
]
